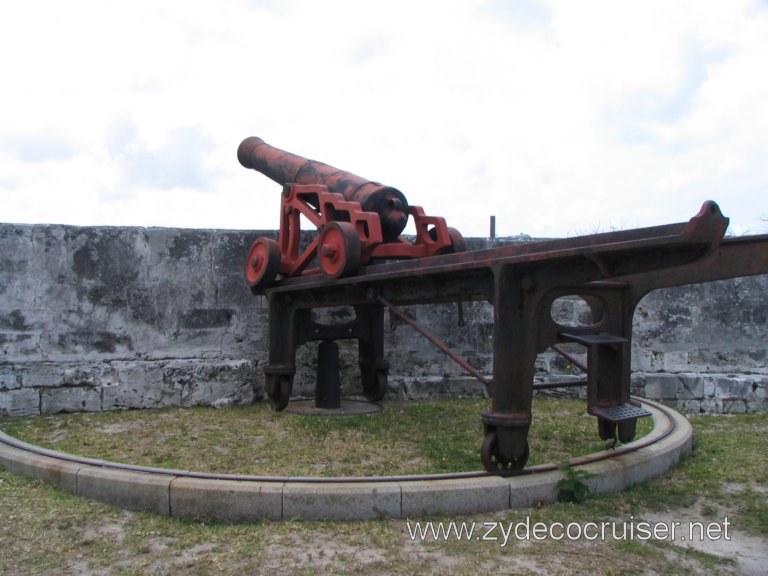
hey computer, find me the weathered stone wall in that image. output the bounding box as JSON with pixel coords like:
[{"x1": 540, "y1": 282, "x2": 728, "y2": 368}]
[
  {"x1": 0, "y1": 225, "x2": 267, "y2": 416},
  {"x1": 632, "y1": 280, "x2": 768, "y2": 413},
  {"x1": 1, "y1": 223, "x2": 766, "y2": 417}
]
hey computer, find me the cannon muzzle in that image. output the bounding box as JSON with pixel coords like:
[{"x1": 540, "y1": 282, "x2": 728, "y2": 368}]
[{"x1": 238, "y1": 136, "x2": 409, "y2": 241}]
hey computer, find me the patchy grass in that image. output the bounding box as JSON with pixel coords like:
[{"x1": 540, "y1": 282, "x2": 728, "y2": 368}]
[
  {"x1": 611, "y1": 413, "x2": 768, "y2": 536},
  {"x1": 0, "y1": 401, "x2": 766, "y2": 575},
  {"x1": 0, "y1": 398, "x2": 653, "y2": 476}
]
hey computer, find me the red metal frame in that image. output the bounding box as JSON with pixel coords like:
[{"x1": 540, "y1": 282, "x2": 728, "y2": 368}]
[{"x1": 274, "y1": 183, "x2": 456, "y2": 278}]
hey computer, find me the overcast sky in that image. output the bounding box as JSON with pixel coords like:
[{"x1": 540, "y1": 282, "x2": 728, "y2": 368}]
[{"x1": 2, "y1": 0, "x2": 767, "y2": 238}]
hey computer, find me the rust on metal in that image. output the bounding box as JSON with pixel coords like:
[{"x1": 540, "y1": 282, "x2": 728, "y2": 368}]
[
  {"x1": 239, "y1": 137, "x2": 464, "y2": 289},
  {"x1": 551, "y1": 344, "x2": 589, "y2": 373},
  {"x1": 238, "y1": 136, "x2": 409, "y2": 241},
  {"x1": 377, "y1": 295, "x2": 492, "y2": 388}
]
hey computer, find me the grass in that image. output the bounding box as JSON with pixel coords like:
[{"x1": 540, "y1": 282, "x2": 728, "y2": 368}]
[
  {"x1": 0, "y1": 400, "x2": 766, "y2": 575},
  {"x1": 0, "y1": 398, "x2": 653, "y2": 476},
  {"x1": 613, "y1": 413, "x2": 768, "y2": 535}
]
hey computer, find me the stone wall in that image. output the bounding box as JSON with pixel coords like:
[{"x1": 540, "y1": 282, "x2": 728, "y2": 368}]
[
  {"x1": 631, "y1": 279, "x2": 768, "y2": 413},
  {"x1": 1, "y1": 223, "x2": 766, "y2": 417},
  {"x1": 0, "y1": 225, "x2": 267, "y2": 416}
]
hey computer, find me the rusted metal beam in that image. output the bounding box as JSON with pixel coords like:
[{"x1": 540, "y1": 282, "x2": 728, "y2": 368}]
[
  {"x1": 551, "y1": 344, "x2": 588, "y2": 373},
  {"x1": 377, "y1": 295, "x2": 491, "y2": 388},
  {"x1": 251, "y1": 200, "x2": 747, "y2": 473},
  {"x1": 260, "y1": 200, "x2": 728, "y2": 295}
]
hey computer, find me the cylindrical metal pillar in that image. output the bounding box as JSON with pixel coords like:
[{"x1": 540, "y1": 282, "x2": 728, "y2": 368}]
[{"x1": 316, "y1": 340, "x2": 341, "y2": 409}]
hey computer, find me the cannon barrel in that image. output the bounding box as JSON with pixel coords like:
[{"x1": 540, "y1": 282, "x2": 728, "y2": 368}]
[{"x1": 238, "y1": 136, "x2": 409, "y2": 241}]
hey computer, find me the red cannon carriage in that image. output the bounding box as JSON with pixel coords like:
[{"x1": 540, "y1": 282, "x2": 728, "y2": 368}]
[{"x1": 238, "y1": 137, "x2": 464, "y2": 289}]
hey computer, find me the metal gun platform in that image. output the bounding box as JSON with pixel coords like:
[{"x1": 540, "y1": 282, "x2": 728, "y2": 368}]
[{"x1": 252, "y1": 200, "x2": 768, "y2": 474}]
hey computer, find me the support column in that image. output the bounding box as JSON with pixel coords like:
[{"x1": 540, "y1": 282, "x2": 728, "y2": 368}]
[
  {"x1": 316, "y1": 340, "x2": 341, "y2": 409},
  {"x1": 357, "y1": 303, "x2": 389, "y2": 402},
  {"x1": 480, "y1": 265, "x2": 540, "y2": 472},
  {"x1": 264, "y1": 296, "x2": 306, "y2": 411}
]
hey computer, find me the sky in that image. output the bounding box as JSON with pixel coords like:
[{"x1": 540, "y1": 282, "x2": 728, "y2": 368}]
[{"x1": 2, "y1": 0, "x2": 767, "y2": 238}]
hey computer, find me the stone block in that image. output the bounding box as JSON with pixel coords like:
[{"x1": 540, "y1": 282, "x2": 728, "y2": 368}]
[
  {"x1": 0, "y1": 365, "x2": 21, "y2": 390},
  {"x1": 643, "y1": 374, "x2": 680, "y2": 400},
  {"x1": 0, "y1": 441, "x2": 80, "y2": 493},
  {"x1": 181, "y1": 378, "x2": 255, "y2": 407},
  {"x1": 757, "y1": 376, "x2": 768, "y2": 400},
  {"x1": 20, "y1": 363, "x2": 63, "y2": 388},
  {"x1": 722, "y1": 399, "x2": 747, "y2": 414},
  {"x1": 283, "y1": 481, "x2": 401, "y2": 521},
  {"x1": 170, "y1": 477, "x2": 282, "y2": 521},
  {"x1": 400, "y1": 476, "x2": 510, "y2": 517},
  {"x1": 658, "y1": 351, "x2": 691, "y2": 373},
  {"x1": 0, "y1": 387, "x2": 40, "y2": 416},
  {"x1": 442, "y1": 376, "x2": 488, "y2": 398},
  {"x1": 677, "y1": 374, "x2": 704, "y2": 399},
  {"x1": 507, "y1": 471, "x2": 560, "y2": 509},
  {"x1": 173, "y1": 360, "x2": 258, "y2": 407},
  {"x1": 399, "y1": 376, "x2": 447, "y2": 400},
  {"x1": 632, "y1": 349, "x2": 658, "y2": 373},
  {"x1": 630, "y1": 373, "x2": 646, "y2": 396},
  {"x1": 746, "y1": 399, "x2": 768, "y2": 412},
  {"x1": 62, "y1": 363, "x2": 118, "y2": 387},
  {"x1": 702, "y1": 375, "x2": 717, "y2": 397},
  {"x1": 76, "y1": 466, "x2": 172, "y2": 515},
  {"x1": 676, "y1": 400, "x2": 702, "y2": 415},
  {"x1": 714, "y1": 376, "x2": 753, "y2": 400},
  {"x1": 41, "y1": 386, "x2": 101, "y2": 414},
  {"x1": 700, "y1": 398, "x2": 723, "y2": 414},
  {"x1": 103, "y1": 363, "x2": 179, "y2": 410}
]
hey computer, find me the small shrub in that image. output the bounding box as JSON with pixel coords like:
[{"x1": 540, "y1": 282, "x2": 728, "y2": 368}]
[{"x1": 556, "y1": 465, "x2": 595, "y2": 503}]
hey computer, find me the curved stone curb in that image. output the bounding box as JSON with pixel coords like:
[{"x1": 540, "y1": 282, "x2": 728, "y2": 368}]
[{"x1": 0, "y1": 399, "x2": 691, "y2": 521}]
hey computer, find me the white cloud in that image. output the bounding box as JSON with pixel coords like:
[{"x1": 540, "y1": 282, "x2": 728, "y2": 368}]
[{"x1": 1, "y1": 0, "x2": 766, "y2": 237}]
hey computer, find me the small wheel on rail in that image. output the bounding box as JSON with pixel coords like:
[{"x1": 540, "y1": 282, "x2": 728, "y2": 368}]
[
  {"x1": 597, "y1": 417, "x2": 617, "y2": 441},
  {"x1": 480, "y1": 430, "x2": 529, "y2": 475},
  {"x1": 266, "y1": 373, "x2": 293, "y2": 411},
  {"x1": 245, "y1": 238, "x2": 281, "y2": 290},
  {"x1": 318, "y1": 222, "x2": 361, "y2": 279},
  {"x1": 617, "y1": 418, "x2": 637, "y2": 444},
  {"x1": 363, "y1": 369, "x2": 387, "y2": 402}
]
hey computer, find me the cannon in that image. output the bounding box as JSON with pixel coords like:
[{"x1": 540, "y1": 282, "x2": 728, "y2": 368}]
[{"x1": 238, "y1": 137, "x2": 464, "y2": 289}]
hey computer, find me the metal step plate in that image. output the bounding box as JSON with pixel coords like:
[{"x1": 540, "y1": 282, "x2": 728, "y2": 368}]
[
  {"x1": 591, "y1": 404, "x2": 652, "y2": 422},
  {"x1": 561, "y1": 332, "x2": 628, "y2": 346}
]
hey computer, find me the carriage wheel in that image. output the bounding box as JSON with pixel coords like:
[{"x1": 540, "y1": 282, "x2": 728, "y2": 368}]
[
  {"x1": 480, "y1": 430, "x2": 530, "y2": 474},
  {"x1": 245, "y1": 238, "x2": 281, "y2": 290},
  {"x1": 318, "y1": 222, "x2": 361, "y2": 279},
  {"x1": 266, "y1": 373, "x2": 293, "y2": 411},
  {"x1": 362, "y1": 369, "x2": 387, "y2": 402}
]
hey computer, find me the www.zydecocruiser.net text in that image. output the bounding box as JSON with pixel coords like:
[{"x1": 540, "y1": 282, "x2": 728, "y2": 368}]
[{"x1": 406, "y1": 516, "x2": 731, "y2": 547}]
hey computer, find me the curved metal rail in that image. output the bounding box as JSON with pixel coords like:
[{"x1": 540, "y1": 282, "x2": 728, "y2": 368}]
[{"x1": 0, "y1": 398, "x2": 676, "y2": 484}]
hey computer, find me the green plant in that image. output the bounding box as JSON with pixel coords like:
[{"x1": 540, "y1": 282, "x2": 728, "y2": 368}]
[{"x1": 556, "y1": 465, "x2": 595, "y2": 503}]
